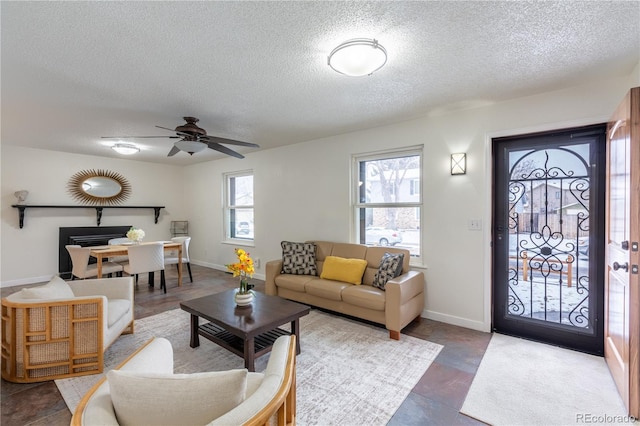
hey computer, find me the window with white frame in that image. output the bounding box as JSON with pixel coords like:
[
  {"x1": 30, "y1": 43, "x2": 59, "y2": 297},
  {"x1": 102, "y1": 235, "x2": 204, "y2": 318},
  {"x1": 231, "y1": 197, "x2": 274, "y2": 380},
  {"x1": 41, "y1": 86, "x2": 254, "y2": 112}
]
[
  {"x1": 353, "y1": 148, "x2": 422, "y2": 262},
  {"x1": 224, "y1": 171, "x2": 254, "y2": 241}
]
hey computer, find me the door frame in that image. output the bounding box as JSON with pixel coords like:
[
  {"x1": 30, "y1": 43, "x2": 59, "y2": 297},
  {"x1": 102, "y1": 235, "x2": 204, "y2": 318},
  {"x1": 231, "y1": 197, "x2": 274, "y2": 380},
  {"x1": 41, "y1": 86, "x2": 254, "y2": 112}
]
[
  {"x1": 482, "y1": 117, "x2": 611, "y2": 332},
  {"x1": 490, "y1": 124, "x2": 606, "y2": 354}
]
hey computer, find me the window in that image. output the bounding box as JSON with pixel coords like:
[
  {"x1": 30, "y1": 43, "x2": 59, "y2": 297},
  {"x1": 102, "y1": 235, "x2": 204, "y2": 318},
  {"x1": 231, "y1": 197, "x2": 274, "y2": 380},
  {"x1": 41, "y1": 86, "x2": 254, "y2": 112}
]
[
  {"x1": 353, "y1": 148, "x2": 422, "y2": 262},
  {"x1": 224, "y1": 171, "x2": 254, "y2": 241}
]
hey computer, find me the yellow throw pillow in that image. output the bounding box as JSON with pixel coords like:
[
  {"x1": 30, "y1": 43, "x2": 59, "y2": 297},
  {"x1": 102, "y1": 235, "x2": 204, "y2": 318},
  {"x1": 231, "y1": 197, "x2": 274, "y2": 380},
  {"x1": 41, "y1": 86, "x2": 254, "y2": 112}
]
[{"x1": 320, "y1": 256, "x2": 368, "y2": 285}]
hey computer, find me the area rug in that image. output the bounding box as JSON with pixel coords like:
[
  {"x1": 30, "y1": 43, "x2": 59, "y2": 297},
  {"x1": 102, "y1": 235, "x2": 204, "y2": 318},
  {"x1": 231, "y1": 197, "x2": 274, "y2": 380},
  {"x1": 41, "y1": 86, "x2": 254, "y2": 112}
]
[
  {"x1": 460, "y1": 333, "x2": 632, "y2": 426},
  {"x1": 56, "y1": 308, "x2": 442, "y2": 425}
]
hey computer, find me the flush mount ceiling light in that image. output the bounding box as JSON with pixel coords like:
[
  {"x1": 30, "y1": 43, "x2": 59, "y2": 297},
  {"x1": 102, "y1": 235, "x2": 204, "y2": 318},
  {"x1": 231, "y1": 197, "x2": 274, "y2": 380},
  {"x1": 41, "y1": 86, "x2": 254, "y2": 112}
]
[
  {"x1": 111, "y1": 143, "x2": 140, "y2": 155},
  {"x1": 174, "y1": 139, "x2": 207, "y2": 155},
  {"x1": 328, "y1": 38, "x2": 387, "y2": 76}
]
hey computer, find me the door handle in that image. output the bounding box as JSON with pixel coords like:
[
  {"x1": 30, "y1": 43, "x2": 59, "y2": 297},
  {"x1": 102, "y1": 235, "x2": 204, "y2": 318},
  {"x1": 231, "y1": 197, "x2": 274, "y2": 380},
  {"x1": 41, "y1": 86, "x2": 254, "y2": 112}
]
[{"x1": 613, "y1": 262, "x2": 629, "y2": 272}]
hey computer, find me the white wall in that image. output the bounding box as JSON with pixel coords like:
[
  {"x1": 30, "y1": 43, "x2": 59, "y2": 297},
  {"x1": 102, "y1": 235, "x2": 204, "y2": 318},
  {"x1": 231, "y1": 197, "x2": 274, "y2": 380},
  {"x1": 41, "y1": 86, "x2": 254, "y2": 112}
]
[
  {"x1": 184, "y1": 72, "x2": 636, "y2": 332},
  {"x1": 2, "y1": 69, "x2": 637, "y2": 332},
  {"x1": 1, "y1": 146, "x2": 185, "y2": 286}
]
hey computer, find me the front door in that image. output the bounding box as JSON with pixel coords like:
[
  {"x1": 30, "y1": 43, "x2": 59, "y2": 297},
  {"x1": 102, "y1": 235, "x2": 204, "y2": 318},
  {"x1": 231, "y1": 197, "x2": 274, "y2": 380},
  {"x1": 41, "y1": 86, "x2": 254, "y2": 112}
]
[
  {"x1": 604, "y1": 87, "x2": 640, "y2": 418},
  {"x1": 493, "y1": 124, "x2": 606, "y2": 354}
]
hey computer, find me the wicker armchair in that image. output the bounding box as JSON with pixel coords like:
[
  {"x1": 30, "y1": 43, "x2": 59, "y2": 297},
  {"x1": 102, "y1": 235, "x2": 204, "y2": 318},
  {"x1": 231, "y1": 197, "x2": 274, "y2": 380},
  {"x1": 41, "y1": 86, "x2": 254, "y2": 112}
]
[{"x1": 1, "y1": 276, "x2": 134, "y2": 383}]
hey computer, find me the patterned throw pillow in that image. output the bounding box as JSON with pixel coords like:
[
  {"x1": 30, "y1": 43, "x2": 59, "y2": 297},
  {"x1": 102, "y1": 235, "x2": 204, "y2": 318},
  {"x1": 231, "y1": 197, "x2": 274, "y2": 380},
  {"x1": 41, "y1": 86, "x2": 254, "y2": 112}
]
[
  {"x1": 281, "y1": 241, "x2": 318, "y2": 275},
  {"x1": 372, "y1": 252, "x2": 404, "y2": 290}
]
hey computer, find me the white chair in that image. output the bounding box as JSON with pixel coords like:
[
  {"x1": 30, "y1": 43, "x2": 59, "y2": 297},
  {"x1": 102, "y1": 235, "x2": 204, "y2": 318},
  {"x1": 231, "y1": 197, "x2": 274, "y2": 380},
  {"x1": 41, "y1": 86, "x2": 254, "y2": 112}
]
[
  {"x1": 2, "y1": 276, "x2": 135, "y2": 383},
  {"x1": 71, "y1": 335, "x2": 296, "y2": 425},
  {"x1": 123, "y1": 243, "x2": 166, "y2": 293},
  {"x1": 108, "y1": 237, "x2": 130, "y2": 264},
  {"x1": 164, "y1": 236, "x2": 192, "y2": 282},
  {"x1": 66, "y1": 245, "x2": 123, "y2": 280}
]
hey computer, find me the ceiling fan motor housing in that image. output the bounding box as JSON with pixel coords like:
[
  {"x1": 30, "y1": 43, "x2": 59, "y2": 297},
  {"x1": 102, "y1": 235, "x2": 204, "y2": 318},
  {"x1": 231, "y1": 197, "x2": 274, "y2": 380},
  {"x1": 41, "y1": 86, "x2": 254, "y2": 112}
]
[{"x1": 175, "y1": 117, "x2": 207, "y2": 138}]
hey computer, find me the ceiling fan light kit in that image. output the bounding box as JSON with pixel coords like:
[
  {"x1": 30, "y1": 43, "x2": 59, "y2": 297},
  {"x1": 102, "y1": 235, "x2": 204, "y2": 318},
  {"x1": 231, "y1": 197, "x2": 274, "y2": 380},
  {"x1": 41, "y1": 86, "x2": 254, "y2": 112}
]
[
  {"x1": 328, "y1": 38, "x2": 387, "y2": 77},
  {"x1": 111, "y1": 143, "x2": 140, "y2": 155},
  {"x1": 174, "y1": 139, "x2": 207, "y2": 155}
]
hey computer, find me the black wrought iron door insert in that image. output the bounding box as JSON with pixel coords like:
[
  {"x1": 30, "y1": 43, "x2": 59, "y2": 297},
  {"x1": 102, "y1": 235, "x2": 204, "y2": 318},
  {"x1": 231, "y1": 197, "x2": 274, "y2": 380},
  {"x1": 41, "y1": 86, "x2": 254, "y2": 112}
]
[{"x1": 507, "y1": 146, "x2": 592, "y2": 330}]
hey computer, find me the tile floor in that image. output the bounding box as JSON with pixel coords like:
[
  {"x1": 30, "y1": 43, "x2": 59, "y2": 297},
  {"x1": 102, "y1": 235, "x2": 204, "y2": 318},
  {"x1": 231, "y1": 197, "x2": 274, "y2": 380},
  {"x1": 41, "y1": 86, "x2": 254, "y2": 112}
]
[{"x1": 1, "y1": 265, "x2": 491, "y2": 425}]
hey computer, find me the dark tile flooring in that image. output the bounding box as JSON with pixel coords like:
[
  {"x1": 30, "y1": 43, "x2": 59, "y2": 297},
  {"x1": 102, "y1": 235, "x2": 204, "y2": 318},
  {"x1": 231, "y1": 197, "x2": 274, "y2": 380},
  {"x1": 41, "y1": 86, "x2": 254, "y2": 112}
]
[{"x1": 1, "y1": 265, "x2": 491, "y2": 425}]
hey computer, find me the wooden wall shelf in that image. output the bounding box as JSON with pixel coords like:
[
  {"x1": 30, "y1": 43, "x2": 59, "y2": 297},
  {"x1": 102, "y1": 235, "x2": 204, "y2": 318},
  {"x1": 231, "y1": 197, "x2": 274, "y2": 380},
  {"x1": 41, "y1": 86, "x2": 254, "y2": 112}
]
[{"x1": 11, "y1": 205, "x2": 165, "y2": 228}]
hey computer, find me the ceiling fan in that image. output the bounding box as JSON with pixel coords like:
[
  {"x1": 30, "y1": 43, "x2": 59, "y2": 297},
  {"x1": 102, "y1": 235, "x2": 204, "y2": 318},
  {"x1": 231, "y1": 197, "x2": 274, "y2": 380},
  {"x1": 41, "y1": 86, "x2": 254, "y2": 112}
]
[{"x1": 102, "y1": 117, "x2": 259, "y2": 158}]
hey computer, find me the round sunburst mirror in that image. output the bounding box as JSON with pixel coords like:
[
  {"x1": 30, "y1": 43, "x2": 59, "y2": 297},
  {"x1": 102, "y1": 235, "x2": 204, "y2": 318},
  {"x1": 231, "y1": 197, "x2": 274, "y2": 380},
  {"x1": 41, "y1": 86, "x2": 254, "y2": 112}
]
[{"x1": 68, "y1": 169, "x2": 131, "y2": 205}]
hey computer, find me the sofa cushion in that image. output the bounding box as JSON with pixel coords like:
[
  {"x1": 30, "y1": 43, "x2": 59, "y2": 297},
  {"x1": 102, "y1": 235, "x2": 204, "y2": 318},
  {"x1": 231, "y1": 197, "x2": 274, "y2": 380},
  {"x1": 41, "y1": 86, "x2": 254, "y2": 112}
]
[
  {"x1": 305, "y1": 279, "x2": 351, "y2": 301},
  {"x1": 309, "y1": 241, "x2": 334, "y2": 261},
  {"x1": 372, "y1": 252, "x2": 405, "y2": 290},
  {"x1": 19, "y1": 276, "x2": 74, "y2": 300},
  {"x1": 342, "y1": 285, "x2": 386, "y2": 311},
  {"x1": 281, "y1": 241, "x2": 318, "y2": 275},
  {"x1": 107, "y1": 299, "x2": 131, "y2": 328},
  {"x1": 274, "y1": 274, "x2": 316, "y2": 293},
  {"x1": 108, "y1": 368, "x2": 248, "y2": 426},
  {"x1": 320, "y1": 256, "x2": 368, "y2": 285},
  {"x1": 330, "y1": 243, "x2": 368, "y2": 260}
]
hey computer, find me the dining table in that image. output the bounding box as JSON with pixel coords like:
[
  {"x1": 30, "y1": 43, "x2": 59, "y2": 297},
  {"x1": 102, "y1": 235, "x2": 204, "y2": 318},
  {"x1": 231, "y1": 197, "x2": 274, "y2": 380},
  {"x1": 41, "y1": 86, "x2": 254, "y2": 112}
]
[{"x1": 89, "y1": 241, "x2": 183, "y2": 286}]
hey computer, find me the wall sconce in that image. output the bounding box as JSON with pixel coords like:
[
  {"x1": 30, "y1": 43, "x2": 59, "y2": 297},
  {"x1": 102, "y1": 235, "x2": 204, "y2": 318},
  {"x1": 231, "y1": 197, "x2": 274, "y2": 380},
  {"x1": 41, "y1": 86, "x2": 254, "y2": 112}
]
[{"x1": 451, "y1": 153, "x2": 467, "y2": 175}]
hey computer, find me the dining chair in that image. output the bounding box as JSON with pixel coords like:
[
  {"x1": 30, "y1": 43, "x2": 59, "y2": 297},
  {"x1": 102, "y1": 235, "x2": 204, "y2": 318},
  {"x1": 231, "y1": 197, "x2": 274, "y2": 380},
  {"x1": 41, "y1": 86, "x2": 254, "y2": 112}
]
[
  {"x1": 66, "y1": 245, "x2": 123, "y2": 280},
  {"x1": 108, "y1": 237, "x2": 130, "y2": 264},
  {"x1": 164, "y1": 236, "x2": 193, "y2": 283},
  {"x1": 123, "y1": 242, "x2": 166, "y2": 293}
]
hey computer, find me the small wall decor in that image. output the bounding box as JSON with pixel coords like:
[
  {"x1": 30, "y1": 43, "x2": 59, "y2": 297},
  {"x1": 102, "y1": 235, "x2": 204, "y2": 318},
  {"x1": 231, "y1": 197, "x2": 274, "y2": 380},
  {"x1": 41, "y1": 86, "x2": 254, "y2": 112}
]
[
  {"x1": 68, "y1": 169, "x2": 131, "y2": 205},
  {"x1": 14, "y1": 190, "x2": 29, "y2": 204}
]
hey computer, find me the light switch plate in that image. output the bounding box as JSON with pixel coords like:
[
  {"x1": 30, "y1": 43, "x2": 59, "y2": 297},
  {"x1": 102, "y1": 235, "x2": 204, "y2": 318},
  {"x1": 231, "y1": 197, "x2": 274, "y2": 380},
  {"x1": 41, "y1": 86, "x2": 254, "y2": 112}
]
[{"x1": 469, "y1": 219, "x2": 482, "y2": 231}]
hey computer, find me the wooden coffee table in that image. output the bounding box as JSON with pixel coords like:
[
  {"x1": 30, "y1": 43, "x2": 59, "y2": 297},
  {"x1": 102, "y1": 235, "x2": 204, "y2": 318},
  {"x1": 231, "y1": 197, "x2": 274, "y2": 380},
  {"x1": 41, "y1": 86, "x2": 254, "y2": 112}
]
[{"x1": 179, "y1": 290, "x2": 310, "y2": 371}]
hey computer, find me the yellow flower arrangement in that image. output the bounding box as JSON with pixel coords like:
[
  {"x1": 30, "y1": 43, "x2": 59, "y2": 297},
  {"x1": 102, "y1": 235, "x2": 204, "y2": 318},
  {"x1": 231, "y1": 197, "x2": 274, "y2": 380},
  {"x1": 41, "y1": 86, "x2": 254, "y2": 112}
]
[{"x1": 226, "y1": 248, "x2": 255, "y2": 293}]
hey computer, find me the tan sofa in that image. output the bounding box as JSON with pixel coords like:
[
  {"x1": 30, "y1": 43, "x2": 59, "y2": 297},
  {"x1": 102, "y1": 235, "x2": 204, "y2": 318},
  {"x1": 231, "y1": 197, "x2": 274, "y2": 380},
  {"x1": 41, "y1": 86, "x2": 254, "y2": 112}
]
[{"x1": 265, "y1": 241, "x2": 424, "y2": 340}]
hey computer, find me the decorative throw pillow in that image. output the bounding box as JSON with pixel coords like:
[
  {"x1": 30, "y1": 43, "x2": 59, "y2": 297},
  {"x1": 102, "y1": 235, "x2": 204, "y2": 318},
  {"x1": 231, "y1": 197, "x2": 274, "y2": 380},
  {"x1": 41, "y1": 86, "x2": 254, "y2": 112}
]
[
  {"x1": 281, "y1": 241, "x2": 318, "y2": 275},
  {"x1": 108, "y1": 368, "x2": 248, "y2": 426},
  {"x1": 372, "y1": 252, "x2": 405, "y2": 290},
  {"x1": 20, "y1": 276, "x2": 75, "y2": 299},
  {"x1": 320, "y1": 256, "x2": 368, "y2": 285}
]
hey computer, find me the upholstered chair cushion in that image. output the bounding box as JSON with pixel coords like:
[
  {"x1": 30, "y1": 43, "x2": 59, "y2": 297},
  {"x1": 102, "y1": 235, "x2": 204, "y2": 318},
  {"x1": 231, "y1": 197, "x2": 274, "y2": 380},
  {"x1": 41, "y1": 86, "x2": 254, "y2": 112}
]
[
  {"x1": 164, "y1": 236, "x2": 191, "y2": 264},
  {"x1": 281, "y1": 241, "x2": 317, "y2": 275},
  {"x1": 19, "y1": 276, "x2": 75, "y2": 299},
  {"x1": 108, "y1": 368, "x2": 248, "y2": 426},
  {"x1": 123, "y1": 243, "x2": 165, "y2": 275},
  {"x1": 107, "y1": 299, "x2": 132, "y2": 327}
]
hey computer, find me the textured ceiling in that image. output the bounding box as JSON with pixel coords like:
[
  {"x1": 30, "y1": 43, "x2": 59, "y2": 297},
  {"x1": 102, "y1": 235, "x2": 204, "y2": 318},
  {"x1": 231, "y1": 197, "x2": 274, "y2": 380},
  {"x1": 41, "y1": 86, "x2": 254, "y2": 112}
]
[{"x1": 2, "y1": 1, "x2": 639, "y2": 165}]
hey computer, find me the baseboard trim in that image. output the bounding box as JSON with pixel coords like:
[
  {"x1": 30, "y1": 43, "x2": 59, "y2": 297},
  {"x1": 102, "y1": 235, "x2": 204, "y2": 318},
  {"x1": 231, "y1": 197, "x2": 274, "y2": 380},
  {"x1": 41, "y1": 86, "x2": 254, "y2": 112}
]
[{"x1": 423, "y1": 309, "x2": 490, "y2": 332}]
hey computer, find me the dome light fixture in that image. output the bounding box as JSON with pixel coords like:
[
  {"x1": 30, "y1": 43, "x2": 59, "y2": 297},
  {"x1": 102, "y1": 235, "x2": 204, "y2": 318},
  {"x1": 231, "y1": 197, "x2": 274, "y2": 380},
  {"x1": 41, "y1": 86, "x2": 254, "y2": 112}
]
[
  {"x1": 111, "y1": 143, "x2": 140, "y2": 155},
  {"x1": 174, "y1": 139, "x2": 207, "y2": 155},
  {"x1": 328, "y1": 38, "x2": 387, "y2": 77}
]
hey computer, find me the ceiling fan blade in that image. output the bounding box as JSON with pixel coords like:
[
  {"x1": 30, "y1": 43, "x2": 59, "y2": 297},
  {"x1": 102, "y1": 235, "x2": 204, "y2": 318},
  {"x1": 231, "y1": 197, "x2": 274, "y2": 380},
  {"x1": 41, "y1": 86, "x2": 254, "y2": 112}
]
[
  {"x1": 200, "y1": 135, "x2": 260, "y2": 148},
  {"x1": 206, "y1": 142, "x2": 244, "y2": 159},
  {"x1": 101, "y1": 136, "x2": 180, "y2": 139},
  {"x1": 167, "y1": 146, "x2": 181, "y2": 157},
  {"x1": 155, "y1": 125, "x2": 192, "y2": 138},
  {"x1": 155, "y1": 125, "x2": 179, "y2": 132}
]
